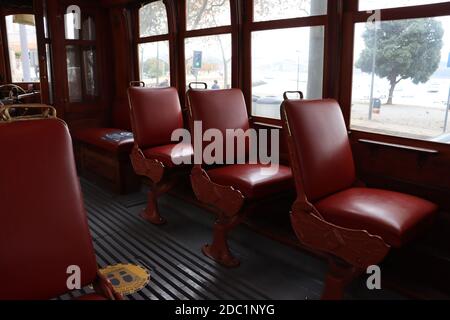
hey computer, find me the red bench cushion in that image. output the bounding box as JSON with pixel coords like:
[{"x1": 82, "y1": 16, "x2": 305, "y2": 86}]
[
  {"x1": 142, "y1": 143, "x2": 193, "y2": 168},
  {"x1": 315, "y1": 188, "x2": 437, "y2": 247},
  {"x1": 72, "y1": 128, "x2": 134, "y2": 153},
  {"x1": 207, "y1": 164, "x2": 293, "y2": 199}
]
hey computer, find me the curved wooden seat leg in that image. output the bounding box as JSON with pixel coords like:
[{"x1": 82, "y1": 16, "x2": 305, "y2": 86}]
[
  {"x1": 202, "y1": 215, "x2": 243, "y2": 268},
  {"x1": 321, "y1": 259, "x2": 362, "y2": 300},
  {"x1": 141, "y1": 185, "x2": 166, "y2": 225}
]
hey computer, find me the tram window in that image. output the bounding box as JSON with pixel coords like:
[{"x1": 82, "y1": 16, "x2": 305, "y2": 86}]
[
  {"x1": 138, "y1": 41, "x2": 170, "y2": 88},
  {"x1": 350, "y1": 16, "x2": 450, "y2": 143},
  {"x1": 64, "y1": 10, "x2": 98, "y2": 102},
  {"x1": 359, "y1": 0, "x2": 450, "y2": 11},
  {"x1": 82, "y1": 16, "x2": 96, "y2": 41},
  {"x1": 186, "y1": 0, "x2": 231, "y2": 30},
  {"x1": 185, "y1": 34, "x2": 232, "y2": 90},
  {"x1": 251, "y1": 27, "x2": 324, "y2": 119},
  {"x1": 5, "y1": 14, "x2": 40, "y2": 83},
  {"x1": 253, "y1": 0, "x2": 327, "y2": 22},
  {"x1": 139, "y1": 1, "x2": 168, "y2": 37},
  {"x1": 66, "y1": 45, "x2": 82, "y2": 102},
  {"x1": 82, "y1": 47, "x2": 98, "y2": 96}
]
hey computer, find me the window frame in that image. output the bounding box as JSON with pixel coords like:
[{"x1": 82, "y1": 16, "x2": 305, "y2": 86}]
[
  {"x1": 133, "y1": 0, "x2": 176, "y2": 88},
  {"x1": 177, "y1": 0, "x2": 239, "y2": 106},
  {"x1": 339, "y1": 0, "x2": 450, "y2": 144},
  {"x1": 242, "y1": 0, "x2": 335, "y2": 121},
  {"x1": 63, "y1": 7, "x2": 100, "y2": 104},
  {"x1": 0, "y1": 7, "x2": 40, "y2": 85}
]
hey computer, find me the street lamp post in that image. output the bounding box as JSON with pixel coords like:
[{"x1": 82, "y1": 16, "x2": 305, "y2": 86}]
[
  {"x1": 368, "y1": 24, "x2": 378, "y2": 121},
  {"x1": 444, "y1": 85, "x2": 450, "y2": 132},
  {"x1": 296, "y1": 50, "x2": 300, "y2": 91}
]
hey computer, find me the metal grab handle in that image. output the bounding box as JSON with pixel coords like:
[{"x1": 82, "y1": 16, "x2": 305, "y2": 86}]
[
  {"x1": 283, "y1": 91, "x2": 304, "y2": 101},
  {"x1": 0, "y1": 104, "x2": 57, "y2": 122},
  {"x1": 188, "y1": 82, "x2": 208, "y2": 90},
  {"x1": 129, "y1": 81, "x2": 145, "y2": 87}
]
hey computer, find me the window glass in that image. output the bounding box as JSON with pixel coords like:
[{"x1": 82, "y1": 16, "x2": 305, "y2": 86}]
[
  {"x1": 351, "y1": 17, "x2": 450, "y2": 143},
  {"x1": 66, "y1": 45, "x2": 82, "y2": 102},
  {"x1": 254, "y1": 0, "x2": 327, "y2": 22},
  {"x1": 82, "y1": 16, "x2": 96, "y2": 41},
  {"x1": 82, "y1": 47, "x2": 98, "y2": 96},
  {"x1": 138, "y1": 41, "x2": 170, "y2": 87},
  {"x1": 185, "y1": 34, "x2": 232, "y2": 90},
  {"x1": 186, "y1": 0, "x2": 231, "y2": 30},
  {"x1": 46, "y1": 44, "x2": 53, "y2": 104},
  {"x1": 251, "y1": 27, "x2": 324, "y2": 119},
  {"x1": 359, "y1": 0, "x2": 449, "y2": 11},
  {"x1": 139, "y1": 1, "x2": 168, "y2": 37},
  {"x1": 5, "y1": 15, "x2": 40, "y2": 82}
]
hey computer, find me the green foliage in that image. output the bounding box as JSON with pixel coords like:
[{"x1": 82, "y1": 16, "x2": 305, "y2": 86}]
[
  {"x1": 139, "y1": 1, "x2": 168, "y2": 36},
  {"x1": 356, "y1": 18, "x2": 444, "y2": 104},
  {"x1": 142, "y1": 58, "x2": 168, "y2": 78}
]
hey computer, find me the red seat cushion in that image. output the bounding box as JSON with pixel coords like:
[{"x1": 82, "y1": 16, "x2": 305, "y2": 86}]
[
  {"x1": 142, "y1": 143, "x2": 193, "y2": 168},
  {"x1": 207, "y1": 164, "x2": 293, "y2": 199},
  {"x1": 315, "y1": 188, "x2": 437, "y2": 247},
  {"x1": 72, "y1": 128, "x2": 134, "y2": 153}
]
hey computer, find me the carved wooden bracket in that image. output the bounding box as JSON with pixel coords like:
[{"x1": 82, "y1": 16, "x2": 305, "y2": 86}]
[
  {"x1": 130, "y1": 146, "x2": 165, "y2": 184},
  {"x1": 190, "y1": 166, "x2": 245, "y2": 218},
  {"x1": 291, "y1": 201, "x2": 390, "y2": 269}
]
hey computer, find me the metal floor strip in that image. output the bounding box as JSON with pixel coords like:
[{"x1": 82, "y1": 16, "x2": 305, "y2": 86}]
[{"x1": 81, "y1": 179, "x2": 270, "y2": 300}]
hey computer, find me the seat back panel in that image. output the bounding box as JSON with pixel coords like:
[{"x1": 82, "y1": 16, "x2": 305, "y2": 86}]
[
  {"x1": 128, "y1": 87, "x2": 183, "y2": 149},
  {"x1": 187, "y1": 89, "x2": 250, "y2": 161},
  {"x1": 0, "y1": 119, "x2": 98, "y2": 300},
  {"x1": 283, "y1": 99, "x2": 356, "y2": 202}
]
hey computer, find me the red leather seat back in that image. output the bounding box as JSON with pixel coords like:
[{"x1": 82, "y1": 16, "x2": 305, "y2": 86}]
[
  {"x1": 128, "y1": 87, "x2": 183, "y2": 149},
  {"x1": 112, "y1": 98, "x2": 132, "y2": 131},
  {"x1": 0, "y1": 119, "x2": 98, "y2": 300},
  {"x1": 283, "y1": 99, "x2": 356, "y2": 202},
  {"x1": 187, "y1": 89, "x2": 250, "y2": 159}
]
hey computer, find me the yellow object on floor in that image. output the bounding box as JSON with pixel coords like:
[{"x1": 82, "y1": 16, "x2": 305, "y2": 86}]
[{"x1": 99, "y1": 264, "x2": 150, "y2": 295}]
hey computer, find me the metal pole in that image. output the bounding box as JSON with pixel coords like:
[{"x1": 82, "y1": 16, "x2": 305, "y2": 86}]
[
  {"x1": 156, "y1": 41, "x2": 160, "y2": 85},
  {"x1": 368, "y1": 26, "x2": 377, "y2": 120},
  {"x1": 296, "y1": 50, "x2": 300, "y2": 91},
  {"x1": 19, "y1": 24, "x2": 31, "y2": 82},
  {"x1": 444, "y1": 85, "x2": 450, "y2": 132}
]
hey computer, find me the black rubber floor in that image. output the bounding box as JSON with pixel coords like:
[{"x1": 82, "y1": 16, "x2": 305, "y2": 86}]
[{"x1": 63, "y1": 179, "x2": 404, "y2": 300}]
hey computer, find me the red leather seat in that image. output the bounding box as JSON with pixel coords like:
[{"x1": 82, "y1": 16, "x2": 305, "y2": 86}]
[
  {"x1": 142, "y1": 143, "x2": 193, "y2": 168},
  {"x1": 187, "y1": 88, "x2": 294, "y2": 267},
  {"x1": 0, "y1": 119, "x2": 120, "y2": 300},
  {"x1": 207, "y1": 164, "x2": 293, "y2": 199},
  {"x1": 128, "y1": 87, "x2": 193, "y2": 225},
  {"x1": 187, "y1": 89, "x2": 294, "y2": 193},
  {"x1": 315, "y1": 188, "x2": 436, "y2": 247},
  {"x1": 72, "y1": 127, "x2": 134, "y2": 153},
  {"x1": 282, "y1": 99, "x2": 436, "y2": 248},
  {"x1": 282, "y1": 98, "x2": 438, "y2": 299}
]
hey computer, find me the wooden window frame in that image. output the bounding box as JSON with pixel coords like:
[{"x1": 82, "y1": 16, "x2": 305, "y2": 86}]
[
  {"x1": 339, "y1": 0, "x2": 450, "y2": 146},
  {"x1": 0, "y1": 8, "x2": 40, "y2": 85},
  {"x1": 242, "y1": 0, "x2": 339, "y2": 122},
  {"x1": 177, "y1": 0, "x2": 239, "y2": 107},
  {"x1": 132, "y1": 0, "x2": 176, "y2": 89},
  {"x1": 63, "y1": 6, "x2": 100, "y2": 105}
]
